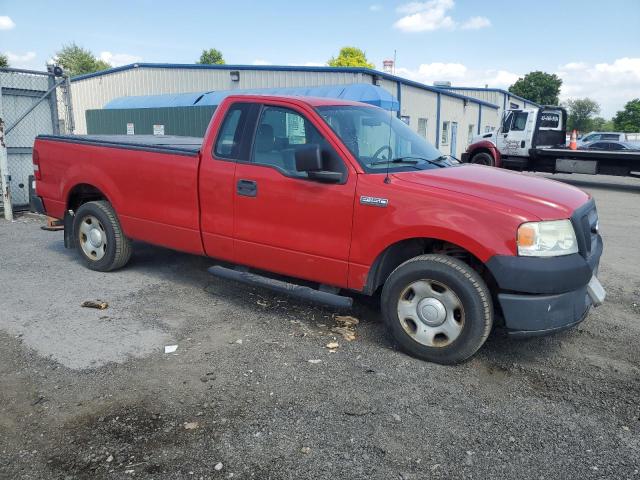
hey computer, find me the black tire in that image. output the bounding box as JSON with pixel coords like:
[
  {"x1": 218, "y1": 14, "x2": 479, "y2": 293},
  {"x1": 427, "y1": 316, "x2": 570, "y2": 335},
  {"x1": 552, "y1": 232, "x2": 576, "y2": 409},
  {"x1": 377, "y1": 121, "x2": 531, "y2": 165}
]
[
  {"x1": 73, "y1": 200, "x2": 132, "y2": 272},
  {"x1": 381, "y1": 254, "x2": 493, "y2": 365},
  {"x1": 470, "y1": 151, "x2": 495, "y2": 166}
]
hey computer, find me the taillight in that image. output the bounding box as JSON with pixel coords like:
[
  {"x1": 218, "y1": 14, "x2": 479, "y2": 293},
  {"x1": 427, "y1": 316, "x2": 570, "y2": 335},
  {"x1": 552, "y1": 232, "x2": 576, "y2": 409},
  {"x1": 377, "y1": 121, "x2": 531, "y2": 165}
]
[{"x1": 33, "y1": 148, "x2": 41, "y2": 180}]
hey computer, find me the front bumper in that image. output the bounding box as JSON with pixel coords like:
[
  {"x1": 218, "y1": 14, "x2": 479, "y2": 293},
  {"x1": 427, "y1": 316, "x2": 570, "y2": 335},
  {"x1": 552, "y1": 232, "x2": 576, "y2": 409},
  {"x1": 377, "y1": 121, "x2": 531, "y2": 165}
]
[
  {"x1": 498, "y1": 275, "x2": 604, "y2": 336},
  {"x1": 486, "y1": 213, "x2": 604, "y2": 336}
]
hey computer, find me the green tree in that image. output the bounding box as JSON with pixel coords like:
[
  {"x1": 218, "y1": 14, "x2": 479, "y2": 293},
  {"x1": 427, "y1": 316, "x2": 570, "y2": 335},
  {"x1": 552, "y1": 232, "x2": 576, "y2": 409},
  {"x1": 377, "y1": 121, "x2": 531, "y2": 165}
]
[
  {"x1": 590, "y1": 117, "x2": 614, "y2": 132},
  {"x1": 197, "y1": 48, "x2": 225, "y2": 65},
  {"x1": 509, "y1": 71, "x2": 562, "y2": 105},
  {"x1": 565, "y1": 98, "x2": 600, "y2": 133},
  {"x1": 0, "y1": 53, "x2": 8, "y2": 68},
  {"x1": 613, "y1": 99, "x2": 640, "y2": 132},
  {"x1": 55, "y1": 43, "x2": 111, "y2": 77},
  {"x1": 328, "y1": 47, "x2": 374, "y2": 69}
]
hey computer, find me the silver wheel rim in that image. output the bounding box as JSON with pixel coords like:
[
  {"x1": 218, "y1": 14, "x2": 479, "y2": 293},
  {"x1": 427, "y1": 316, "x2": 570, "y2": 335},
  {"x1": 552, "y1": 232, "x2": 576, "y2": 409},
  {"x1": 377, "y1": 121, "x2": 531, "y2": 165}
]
[
  {"x1": 78, "y1": 215, "x2": 107, "y2": 261},
  {"x1": 397, "y1": 279, "x2": 465, "y2": 347}
]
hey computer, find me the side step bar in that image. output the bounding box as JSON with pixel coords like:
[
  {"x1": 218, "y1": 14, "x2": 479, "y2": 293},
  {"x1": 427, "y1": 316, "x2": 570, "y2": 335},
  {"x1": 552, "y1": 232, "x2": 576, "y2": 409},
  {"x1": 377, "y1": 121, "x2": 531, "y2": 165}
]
[{"x1": 208, "y1": 265, "x2": 353, "y2": 309}]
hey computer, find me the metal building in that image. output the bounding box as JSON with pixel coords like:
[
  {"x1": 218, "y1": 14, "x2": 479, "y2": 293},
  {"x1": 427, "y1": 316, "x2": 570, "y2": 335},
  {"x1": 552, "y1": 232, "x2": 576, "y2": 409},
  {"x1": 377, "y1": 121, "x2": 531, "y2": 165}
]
[
  {"x1": 70, "y1": 64, "x2": 502, "y2": 159},
  {"x1": 85, "y1": 84, "x2": 400, "y2": 137},
  {"x1": 439, "y1": 86, "x2": 538, "y2": 120}
]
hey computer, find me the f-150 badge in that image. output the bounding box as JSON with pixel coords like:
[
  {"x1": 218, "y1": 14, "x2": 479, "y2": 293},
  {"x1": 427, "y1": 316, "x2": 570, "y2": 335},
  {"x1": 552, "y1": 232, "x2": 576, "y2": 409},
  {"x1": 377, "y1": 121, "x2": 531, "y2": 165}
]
[{"x1": 360, "y1": 196, "x2": 389, "y2": 207}]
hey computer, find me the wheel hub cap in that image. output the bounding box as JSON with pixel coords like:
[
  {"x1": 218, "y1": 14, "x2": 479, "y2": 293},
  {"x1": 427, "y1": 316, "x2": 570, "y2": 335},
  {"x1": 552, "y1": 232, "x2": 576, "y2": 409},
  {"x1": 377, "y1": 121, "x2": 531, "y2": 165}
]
[
  {"x1": 89, "y1": 229, "x2": 103, "y2": 247},
  {"x1": 396, "y1": 279, "x2": 465, "y2": 348},
  {"x1": 417, "y1": 297, "x2": 446, "y2": 326},
  {"x1": 79, "y1": 214, "x2": 107, "y2": 261}
]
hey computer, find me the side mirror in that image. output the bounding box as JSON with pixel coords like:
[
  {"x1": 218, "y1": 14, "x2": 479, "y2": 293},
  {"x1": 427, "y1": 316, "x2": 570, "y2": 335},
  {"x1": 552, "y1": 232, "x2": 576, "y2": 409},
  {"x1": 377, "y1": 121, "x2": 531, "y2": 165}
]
[
  {"x1": 295, "y1": 144, "x2": 343, "y2": 183},
  {"x1": 295, "y1": 145, "x2": 323, "y2": 172}
]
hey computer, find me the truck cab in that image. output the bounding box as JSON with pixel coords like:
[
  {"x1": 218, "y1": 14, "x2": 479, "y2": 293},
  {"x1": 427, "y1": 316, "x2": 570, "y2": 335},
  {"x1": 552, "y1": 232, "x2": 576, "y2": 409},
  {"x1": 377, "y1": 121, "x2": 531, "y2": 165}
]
[{"x1": 466, "y1": 106, "x2": 567, "y2": 167}]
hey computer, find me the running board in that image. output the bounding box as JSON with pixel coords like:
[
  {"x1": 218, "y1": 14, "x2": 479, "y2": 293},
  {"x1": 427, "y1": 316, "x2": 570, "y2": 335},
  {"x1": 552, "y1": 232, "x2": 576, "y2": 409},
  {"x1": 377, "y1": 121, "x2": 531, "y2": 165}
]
[{"x1": 207, "y1": 265, "x2": 353, "y2": 309}]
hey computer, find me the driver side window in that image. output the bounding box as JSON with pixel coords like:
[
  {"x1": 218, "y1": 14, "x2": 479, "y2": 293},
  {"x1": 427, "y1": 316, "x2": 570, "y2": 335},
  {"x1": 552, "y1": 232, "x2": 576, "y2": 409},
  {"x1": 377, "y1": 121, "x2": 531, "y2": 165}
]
[{"x1": 251, "y1": 106, "x2": 345, "y2": 178}]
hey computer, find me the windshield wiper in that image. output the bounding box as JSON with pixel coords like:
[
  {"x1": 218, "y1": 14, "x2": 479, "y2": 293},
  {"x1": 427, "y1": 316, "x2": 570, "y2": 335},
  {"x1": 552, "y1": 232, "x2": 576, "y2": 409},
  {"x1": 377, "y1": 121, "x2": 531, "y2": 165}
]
[{"x1": 369, "y1": 156, "x2": 421, "y2": 166}]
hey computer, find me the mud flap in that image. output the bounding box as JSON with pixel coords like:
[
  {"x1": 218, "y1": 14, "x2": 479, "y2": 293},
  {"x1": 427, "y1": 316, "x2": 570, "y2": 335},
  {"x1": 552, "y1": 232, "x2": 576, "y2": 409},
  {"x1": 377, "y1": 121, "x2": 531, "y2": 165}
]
[{"x1": 63, "y1": 210, "x2": 75, "y2": 249}]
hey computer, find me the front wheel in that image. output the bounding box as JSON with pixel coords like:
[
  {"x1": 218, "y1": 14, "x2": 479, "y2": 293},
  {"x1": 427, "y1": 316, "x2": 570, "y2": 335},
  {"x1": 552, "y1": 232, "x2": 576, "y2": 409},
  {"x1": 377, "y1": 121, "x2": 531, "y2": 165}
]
[
  {"x1": 470, "y1": 151, "x2": 495, "y2": 166},
  {"x1": 381, "y1": 254, "x2": 493, "y2": 364},
  {"x1": 73, "y1": 200, "x2": 132, "y2": 272}
]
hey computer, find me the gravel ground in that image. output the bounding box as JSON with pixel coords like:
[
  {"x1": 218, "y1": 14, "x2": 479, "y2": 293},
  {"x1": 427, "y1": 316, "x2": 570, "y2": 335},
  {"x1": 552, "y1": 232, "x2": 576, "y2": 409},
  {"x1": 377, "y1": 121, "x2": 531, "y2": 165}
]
[{"x1": 1, "y1": 173, "x2": 638, "y2": 479}]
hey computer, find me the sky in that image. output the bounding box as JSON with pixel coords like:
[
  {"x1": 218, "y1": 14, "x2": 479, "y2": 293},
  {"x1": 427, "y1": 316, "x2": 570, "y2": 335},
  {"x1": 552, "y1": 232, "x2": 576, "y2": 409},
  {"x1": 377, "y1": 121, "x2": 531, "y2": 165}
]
[{"x1": 1, "y1": 0, "x2": 639, "y2": 117}]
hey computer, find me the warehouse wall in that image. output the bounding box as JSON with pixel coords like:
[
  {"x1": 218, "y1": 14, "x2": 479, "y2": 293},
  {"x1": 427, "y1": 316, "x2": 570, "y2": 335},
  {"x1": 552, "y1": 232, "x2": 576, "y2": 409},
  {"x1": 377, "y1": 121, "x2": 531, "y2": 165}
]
[
  {"x1": 71, "y1": 67, "x2": 369, "y2": 133},
  {"x1": 441, "y1": 88, "x2": 535, "y2": 118},
  {"x1": 70, "y1": 66, "x2": 499, "y2": 159}
]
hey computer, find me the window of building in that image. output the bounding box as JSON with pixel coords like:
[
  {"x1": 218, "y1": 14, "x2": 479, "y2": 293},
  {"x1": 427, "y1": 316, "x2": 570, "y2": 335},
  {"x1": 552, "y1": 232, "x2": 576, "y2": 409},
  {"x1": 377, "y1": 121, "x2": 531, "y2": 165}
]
[
  {"x1": 441, "y1": 121, "x2": 450, "y2": 145},
  {"x1": 467, "y1": 124, "x2": 475, "y2": 145},
  {"x1": 400, "y1": 115, "x2": 410, "y2": 125},
  {"x1": 418, "y1": 118, "x2": 428, "y2": 139},
  {"x1": 510, "y1": 102, "x2": 520, "y2": 109}
]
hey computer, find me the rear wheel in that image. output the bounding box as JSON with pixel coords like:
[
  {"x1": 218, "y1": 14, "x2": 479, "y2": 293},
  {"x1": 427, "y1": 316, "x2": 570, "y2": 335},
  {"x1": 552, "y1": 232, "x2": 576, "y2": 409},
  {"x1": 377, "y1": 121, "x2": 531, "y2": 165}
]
[
  {"x1": 73, "y1": 200, "x2": 132, "y2": 271},
  {"x1": 381, "y1": 254, "x2": 493, "y2": 364},
  {"x1": 470, "y1": 151, "x2": 495, "y2": 166}
]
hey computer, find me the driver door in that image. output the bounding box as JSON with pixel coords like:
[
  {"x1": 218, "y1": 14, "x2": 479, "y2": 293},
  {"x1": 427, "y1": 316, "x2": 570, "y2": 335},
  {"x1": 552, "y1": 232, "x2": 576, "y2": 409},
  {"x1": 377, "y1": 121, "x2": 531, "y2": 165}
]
[
  {"x1": 233, "y1": 102, "x2": 357, "y2": 288},
  {"x1": 497, "y1": 111, "x2": 531, "y2": 157}
]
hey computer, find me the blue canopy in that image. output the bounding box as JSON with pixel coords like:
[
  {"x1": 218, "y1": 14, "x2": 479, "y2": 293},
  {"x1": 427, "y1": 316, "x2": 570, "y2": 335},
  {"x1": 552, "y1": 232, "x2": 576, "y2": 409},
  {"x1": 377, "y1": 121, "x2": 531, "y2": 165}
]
[{"x1": 103, "y1": 83, "x2": 399, "y2": 111}]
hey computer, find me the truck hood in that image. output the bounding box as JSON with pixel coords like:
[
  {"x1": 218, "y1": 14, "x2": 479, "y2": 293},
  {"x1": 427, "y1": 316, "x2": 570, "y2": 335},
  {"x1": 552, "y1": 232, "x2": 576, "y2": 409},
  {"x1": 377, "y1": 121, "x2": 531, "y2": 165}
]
[{"x1": 393, "y1": 164, "x2": 590, "y2": 220}]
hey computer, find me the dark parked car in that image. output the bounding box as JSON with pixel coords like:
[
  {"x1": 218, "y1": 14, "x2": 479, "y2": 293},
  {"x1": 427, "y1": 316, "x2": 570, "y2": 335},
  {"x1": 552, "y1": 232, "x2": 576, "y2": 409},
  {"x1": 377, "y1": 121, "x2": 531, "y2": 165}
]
[{"x1": 581, "y1": 141, "x2": 640, "y2": 151}]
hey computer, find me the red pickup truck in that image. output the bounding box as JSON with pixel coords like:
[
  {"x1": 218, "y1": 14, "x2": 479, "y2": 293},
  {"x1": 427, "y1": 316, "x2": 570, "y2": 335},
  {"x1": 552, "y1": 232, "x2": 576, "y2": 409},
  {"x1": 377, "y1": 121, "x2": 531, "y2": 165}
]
[{"x1": 32, "y1": 94, "x2": 605, "y2": 364}]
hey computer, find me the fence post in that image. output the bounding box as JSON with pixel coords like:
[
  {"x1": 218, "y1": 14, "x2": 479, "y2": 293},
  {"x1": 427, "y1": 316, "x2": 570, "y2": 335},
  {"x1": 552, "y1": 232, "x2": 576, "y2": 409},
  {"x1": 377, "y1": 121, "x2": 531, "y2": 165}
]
[
  {"x1": 0, "y1": 119, "x2": 13, "y2": 221},
  {"x1": 0, "y1": 87, "x2": 14, "y2": 221}
]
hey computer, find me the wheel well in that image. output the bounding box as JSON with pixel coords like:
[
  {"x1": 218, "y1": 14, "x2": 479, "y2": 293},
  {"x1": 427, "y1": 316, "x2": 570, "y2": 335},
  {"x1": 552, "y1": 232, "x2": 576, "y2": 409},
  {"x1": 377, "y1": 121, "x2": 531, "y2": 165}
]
[
  {"x1": 365, "y1": 238, "x2": 498, "y2": 297},
  {"x1": 470, "y1": 148, "x2": 493, "y2": 161},
  {"x1": 67, "y1": 184, "x2": 107, "y2": 212}
]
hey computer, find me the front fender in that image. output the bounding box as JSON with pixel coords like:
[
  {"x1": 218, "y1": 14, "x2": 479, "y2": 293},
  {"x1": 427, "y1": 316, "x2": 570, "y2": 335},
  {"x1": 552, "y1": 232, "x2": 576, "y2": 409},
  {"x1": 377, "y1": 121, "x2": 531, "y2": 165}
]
[{"x1": 466, "y1": 140, "x2": 502, "y2": 168}]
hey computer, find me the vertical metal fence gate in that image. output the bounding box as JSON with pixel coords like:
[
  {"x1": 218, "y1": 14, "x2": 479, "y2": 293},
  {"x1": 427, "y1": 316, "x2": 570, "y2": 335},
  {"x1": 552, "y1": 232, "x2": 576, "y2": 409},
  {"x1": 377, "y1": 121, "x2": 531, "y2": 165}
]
[{"x1": 0, "y1": 67, "x2": 74, "y2": 219}]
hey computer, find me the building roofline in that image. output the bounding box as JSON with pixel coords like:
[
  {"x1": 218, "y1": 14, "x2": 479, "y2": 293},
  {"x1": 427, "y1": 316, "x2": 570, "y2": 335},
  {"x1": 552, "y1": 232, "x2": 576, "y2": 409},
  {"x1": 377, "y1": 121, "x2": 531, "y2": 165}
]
[
  {"x1": 438, "y1": 86, "x2": 538, "y2": 106},
  {"x1": 70, "y1": 63, "x2": 500, "y2": 110}
]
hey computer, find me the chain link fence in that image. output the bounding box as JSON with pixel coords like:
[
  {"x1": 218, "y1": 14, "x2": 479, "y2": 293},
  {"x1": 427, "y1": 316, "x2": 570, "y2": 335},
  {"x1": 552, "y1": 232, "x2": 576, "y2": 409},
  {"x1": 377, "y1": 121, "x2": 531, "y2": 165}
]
[{"x1": 0, "y1": 67, "x2": 74, "y2": 218}]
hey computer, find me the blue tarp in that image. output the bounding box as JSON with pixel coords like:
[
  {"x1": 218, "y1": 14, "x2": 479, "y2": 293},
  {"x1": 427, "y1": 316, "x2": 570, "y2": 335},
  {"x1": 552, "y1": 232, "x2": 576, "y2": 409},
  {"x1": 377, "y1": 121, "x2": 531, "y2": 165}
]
[{"x1": 103, "y1": 83, "x2": 399, "y2": 111}]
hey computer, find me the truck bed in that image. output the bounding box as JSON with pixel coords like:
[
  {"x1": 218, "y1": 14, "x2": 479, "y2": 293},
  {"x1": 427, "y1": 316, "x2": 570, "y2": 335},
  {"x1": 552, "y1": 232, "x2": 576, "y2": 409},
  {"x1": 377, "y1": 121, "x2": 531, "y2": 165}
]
[
  {"x1": 37, "y1": 134, "x2": 203, "y2": 156},
  {"x1": 532, "y1": 147, "x2": 640, "y2": 162}
]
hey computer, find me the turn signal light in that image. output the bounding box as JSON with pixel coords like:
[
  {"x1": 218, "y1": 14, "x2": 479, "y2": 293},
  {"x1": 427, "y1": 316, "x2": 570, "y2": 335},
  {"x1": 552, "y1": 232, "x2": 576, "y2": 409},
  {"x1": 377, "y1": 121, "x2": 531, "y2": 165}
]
[{"x1": 517, "y1": 225, "x2": 536, "y2": 247}]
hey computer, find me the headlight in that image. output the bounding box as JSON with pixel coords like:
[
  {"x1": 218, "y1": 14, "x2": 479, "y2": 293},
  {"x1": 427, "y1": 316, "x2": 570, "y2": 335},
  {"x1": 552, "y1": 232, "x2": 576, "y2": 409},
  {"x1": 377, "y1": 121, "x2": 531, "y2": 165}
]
[{"x1": 517, "y1": 219, "x2": 578, "y2": 257}]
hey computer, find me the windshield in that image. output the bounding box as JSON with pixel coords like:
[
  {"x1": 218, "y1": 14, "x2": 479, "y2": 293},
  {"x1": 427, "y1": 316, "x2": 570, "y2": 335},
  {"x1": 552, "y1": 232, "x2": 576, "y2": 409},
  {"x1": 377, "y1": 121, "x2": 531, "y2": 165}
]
[{"x1": 316, "y1": 105, "x2": 453, "y2": 173}]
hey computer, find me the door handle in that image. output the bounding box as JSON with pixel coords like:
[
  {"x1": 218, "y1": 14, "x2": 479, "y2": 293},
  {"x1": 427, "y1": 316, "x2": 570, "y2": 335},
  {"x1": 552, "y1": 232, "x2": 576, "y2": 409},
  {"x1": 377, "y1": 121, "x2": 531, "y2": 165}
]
[{"x1": 237, "y1": 179, "x2": 257, "y2": 197}]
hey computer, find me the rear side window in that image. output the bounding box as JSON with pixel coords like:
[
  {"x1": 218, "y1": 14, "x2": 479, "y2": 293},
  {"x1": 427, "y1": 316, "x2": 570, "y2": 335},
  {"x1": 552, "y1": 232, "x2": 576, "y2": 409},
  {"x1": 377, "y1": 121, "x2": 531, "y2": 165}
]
[
  {"x1": 602, "y1": 134, "x2": 620, "y2": 140},
  {"x1": 214, "y1": 103, "x2": 256, "y2": 159}
]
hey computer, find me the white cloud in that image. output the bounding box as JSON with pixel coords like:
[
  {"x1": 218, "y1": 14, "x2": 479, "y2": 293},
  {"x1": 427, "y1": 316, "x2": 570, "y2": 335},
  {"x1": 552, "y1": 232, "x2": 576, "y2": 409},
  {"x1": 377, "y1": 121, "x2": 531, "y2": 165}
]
[
  {"x1": 252, "y1": 59, "x2": 272, "y2": 65},
  {"x1": 99, "y1": 51, "x2": 142, "y2": 67},
  {"x1": 557, "y1": 57, "x2": 640, "y2": 117},
  {"x1": 394, "y1": 57, "x2": 640, "y2": 117},
  {"x1": 395, "y1": 62, "x2": 517, "y2": 89},
  {"x1": 369, "y1": 4, "x2": 382, "y2": 11},
  {"x1": 0, "y1": 16, "x2": 15, "y2": 30},
  {"x1": 6, "y1": 51, "x2": 36, "y2": 66},
  {"x1": 394, "y1": 0, "x2": 455, "y2": 32},
  {"x1": 460, "y1": 16, "x2": 491, "y2": 30},
  {"x1": 297, "y1": 61, "x2": 326, "y2": 67},
  {"x1": 394, "y1": 0, "x2": 491, "y2": 32}
]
